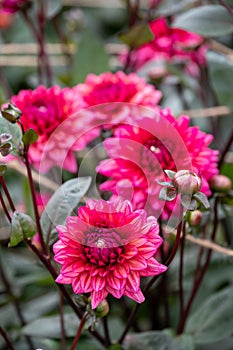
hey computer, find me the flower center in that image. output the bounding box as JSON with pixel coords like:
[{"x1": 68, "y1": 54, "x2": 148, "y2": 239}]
[
  {"x1": 141, "y1": 138, "x2": 175, "y2": 171},
  {"x1": 83, "y1": 228, "x2": 124, "y2": 267}
]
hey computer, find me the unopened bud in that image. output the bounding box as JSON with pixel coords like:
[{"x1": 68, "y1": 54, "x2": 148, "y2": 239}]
[
  {"x1": 189, "y1": 210, "x2": 202, "y2": 227},
  {"x1": 209, "y1": 174, "x2": 232, "y2": 193},
  {"x1": 172, "y1": 170, "x2": 202, "y2": 195},
  {"x1": 1, "y1": 103, "x2": 22, "y2": 123},
  {"x1": 94, "y1": 299, "x2": 109, "y2": 317}
]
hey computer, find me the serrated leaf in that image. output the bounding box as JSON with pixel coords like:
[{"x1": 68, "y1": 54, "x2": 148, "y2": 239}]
[
  {"x1": 193, "y1": 192, "x2": 210, "y2": 210},
  {"x1": 9, "y1": 212, "x2": 37, "y2": 247},
  {"x1": 40, "y1": 176, "x2": 92, "y2": 244},
  {"x1": 119, "y1": 23, "x2": 154, "y2": 48},
  {"x1": 0, "y1": 112, "x2": 22, "y2": 155},
  {"x1": 186, "y1": 286, "x2": 233, "y2": 344},
  {"x1": 22, "y1": 128, "x2": 38, "y2": 147},
  {"x1": 159, "y1": 187, "x2": 177, "y2": 201},
  {"x1": 173, "y1": 5, "x2": 233, "y2": 37}
]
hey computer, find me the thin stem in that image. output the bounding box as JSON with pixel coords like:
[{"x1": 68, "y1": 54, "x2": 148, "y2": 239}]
[
  {"x1": 0, "y1": 259, "x2": 35, "y2": 349},
  {"x1": 0, "y1": 67, "x2": 12, "y2": 98},
  {"x1": 25, "y1": 239, "x2": 107, "y2": 347},
  {"x1": 0, "y1": 326, "x2": 16, "y2": 350},
  {"x1": 0, "y1": 190, "x2": 12, "y2": 222},
  {"x1": 70, "y1": 311, "x2": 88, "y2": 350},
  {"x1": 52, "y1": 14, "x2": 73, "y2": 65},
  {"x1": 102, "y1": 316, "x2": 111, "y2": 347},
  {"x1": 59, "y1": 291, "x2": 67, "y2": 350},
  {"x1": 218, "y1": 125, "x2": 233, "y2": 168},
  {"x1": 178, "y1": 222, "x2": 186, "y2": 318},
  {"x1": 0, "y1": 177, "x2": 16, "y2": 213},
  {"x1": 177, "y1": 197, "x2": 219, "y2": 334}
]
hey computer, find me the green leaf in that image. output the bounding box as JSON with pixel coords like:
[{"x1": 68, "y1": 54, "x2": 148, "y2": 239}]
[
  {"x1": 46, "y1": 0, "x2": 62, "y2": 19},
  {"x1": 173, "y1": 5, "x2": 233, "y2": 36},
  {"x1": 40, "y1": 176, "x2": 92, "y2": 244},
  {"x1": 22, "y1": 128, "x2": 38, "y2": 147},
  {"x1": 164, "y1": 170, "x2": 176, "y2": 179},
  {"x1": 71, "y1": 31, "x2": 109, "y2": 84},
  {"x1": 108, "y1": 345, "x2": 124, "y2": 350},
  {"x1": 186, "y1": 286, "x2": 233, "y2": 344},
  {"x1": 207, "y1": 51, "x2": 233, "y2": 110},
  {"x1": 9, "y1": 212, "x2": 37, "y2": 247},
  {"x1": 0, "y1": 112, "x2": 22, "y2": 155},
  {"x1": 177, "y1": 334, "x2": 195, "y2": 350},
  {"x1": 119, "y1": 23, "x2": 154, "y2": 48},
  {"x1": 159, "y1": 187, "x2": 177, "y2": 201},
  {"x1": 181, "y1": 195, "x2": 197, "y2": 210},
  {"x1": 125, "y1": 331, "x2": 183, "y2": 350},
  {"x1": 22, "y1": 313, "x2": 79, "y2": 339},
  {"x1": 193, "y1": 192, "x2": 210, "y2": 210}
]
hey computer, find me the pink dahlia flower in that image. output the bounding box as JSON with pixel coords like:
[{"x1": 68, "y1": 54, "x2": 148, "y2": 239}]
[
  {"x1": 96, "y1": 109, "x2": 219, "y2": 219},
  {"x1": 0, "y1": 0, "x2": 30, "y2": 13},
  {"x1": 53, "y1": 199, "x2": 167, "y2": 309},
  {"x1": 121, "y1": 17, "x2": 206, "y2": 72},
  {"x1": 9, "y1": 85, "x2": 96, "y2": 173},
  {"x1": 76, "y1": 71, "x2": 162, "y2": 108}
]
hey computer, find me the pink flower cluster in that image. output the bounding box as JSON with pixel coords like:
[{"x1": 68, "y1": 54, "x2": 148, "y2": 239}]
[
  {"x1": 5, "y1": 72, "x2": 161, "y2": 173},
  {"x1": 53, "y1": 199, "x2": 167, "y2": 309},
  {"x1": 121, "y1": 17, "x2": 207, "y2": 73}
]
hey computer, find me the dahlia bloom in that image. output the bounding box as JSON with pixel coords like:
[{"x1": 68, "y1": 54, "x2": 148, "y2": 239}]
[
  {"x1": 121, "y1": 18, "x2": 206, "y2": 72},
  {"x1": 76, "y1": 71, "x2": 162, "y2": 108},
  {"x1": 0, "y1": 0, "x2": 29, "y2": 13},
  {"x1": 8, "y1": 85, "x2": 96, "y2": 173},
  {"x1": 53, "y1": 199, "x2": 167, "y2": 309},
  {"x1": 96, "y1": 109, "x2": 219, "y2": 219}
]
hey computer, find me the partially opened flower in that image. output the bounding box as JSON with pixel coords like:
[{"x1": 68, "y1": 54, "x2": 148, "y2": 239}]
[
  {"x1": 8, "y1": 85, "x2": 94, "y2": 173},
  {"x1": 53, "y1": 199, "x2": 167, "y2": 309},
  {"x1": 97, "y1": 109, "x2": 219, "y2": 219}
]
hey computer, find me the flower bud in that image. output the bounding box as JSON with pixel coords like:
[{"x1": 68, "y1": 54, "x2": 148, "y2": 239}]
[
  {"x1": 209, "y1": 174, "x2": 232, "y2": 193},
  {"x1": 189, "y1": 210, "x2": 202, "y2": 227},
  {"x1": 1, "y1": 103, "x2": 22, "y2": 123},
  {"x1": 94, "y1": 299, "x2": 109, "y2": 317},
  {"x1": 172, "y1": 170, "x2": 202, "y2": 195}
]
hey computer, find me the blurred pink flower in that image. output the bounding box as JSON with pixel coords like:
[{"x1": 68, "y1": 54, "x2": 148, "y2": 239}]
[
  {"x1": 0, "y1": 8, "x2": 13, "y2": 28},
  {"x1": 0, "y1": 0, "x2": 29, "y2": 13},
  {"x1": 9, "y1": 85, "x2": 95, "y2": 173},
  {"x1": 53, "y1": 199, "x2": 167, "y2": 309},
  {"x1": 121, "y1": 18, "x2": 206, "y2": 73},
  {"x1": 97, "y1": 109, "x2": 219, "y2": 219},
  {"x1": 76, "y1": 71, "x2": 162, "y2": 108}
]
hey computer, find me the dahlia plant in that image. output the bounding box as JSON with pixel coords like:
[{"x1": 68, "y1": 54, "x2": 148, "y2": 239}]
[{"x1": 0, "y1": 1, "x2": 233, "y2": 350}]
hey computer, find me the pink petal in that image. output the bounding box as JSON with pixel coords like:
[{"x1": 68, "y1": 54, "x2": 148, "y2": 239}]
[{"x1": 92, "y1": 276, "x2": 106, "y2": 292}]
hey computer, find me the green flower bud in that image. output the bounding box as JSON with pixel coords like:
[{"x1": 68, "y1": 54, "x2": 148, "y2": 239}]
[
  {"x1": 94, "y1": 299, "x2": 109, "y2": 318},
  {"x1": 1, "y1": 103, "x2": 22, "y2": 123},
  {"x1": 189, "y1": 210, "x2": 202, "y2": 227}
]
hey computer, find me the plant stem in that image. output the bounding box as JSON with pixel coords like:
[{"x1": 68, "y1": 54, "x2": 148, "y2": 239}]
[
  {"x1": 0, "y1": 190, "x2": 12, "y2": 222},
  {"x1": 70, "y1": 311, "x2": 88, "y2": 350},
  {"x1": 102, "y1": 316, "x2": 111, "y2": 347},
  {"x1": 178, "y1": 222, "x2": 186, "y2": 318},
  {"x1": 218, "y1": 124, "x2": 233, "y2": 168},
  {"x1": 59, "y1": 291, "x2": 67, "y2": 350},
  {"x1": 118, "y1": 205, "x2": 184, "y2": 344},
  {"x1": 0, "y1": 326, "x2": 16, "y2": 350},
  {"x1": 177, "y1": 197, "x2": 219, "y2": 334},
  {"x1": 0, "y1": 177, "x2": 16, "y2": 213},
  {"x1": 0, "y1": 259, "x2": 35, "y2": 349}
]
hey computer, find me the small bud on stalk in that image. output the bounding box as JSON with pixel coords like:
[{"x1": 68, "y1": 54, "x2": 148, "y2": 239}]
[
  {"x1": 188, "y1": 210, "x2": 202, "y2": 227},
  {"x1": 209, "y1": 174, "x2": 232, "y2": 193},
  {"x1": 94, "y1": 299, "x2": 109, "y2": 317},
  {"x1": 1, "y1": 103, "x2": 22, "y2": 123},
  {"x1": 172, "y1": 170, "x2": 202, "y2": 195}
]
